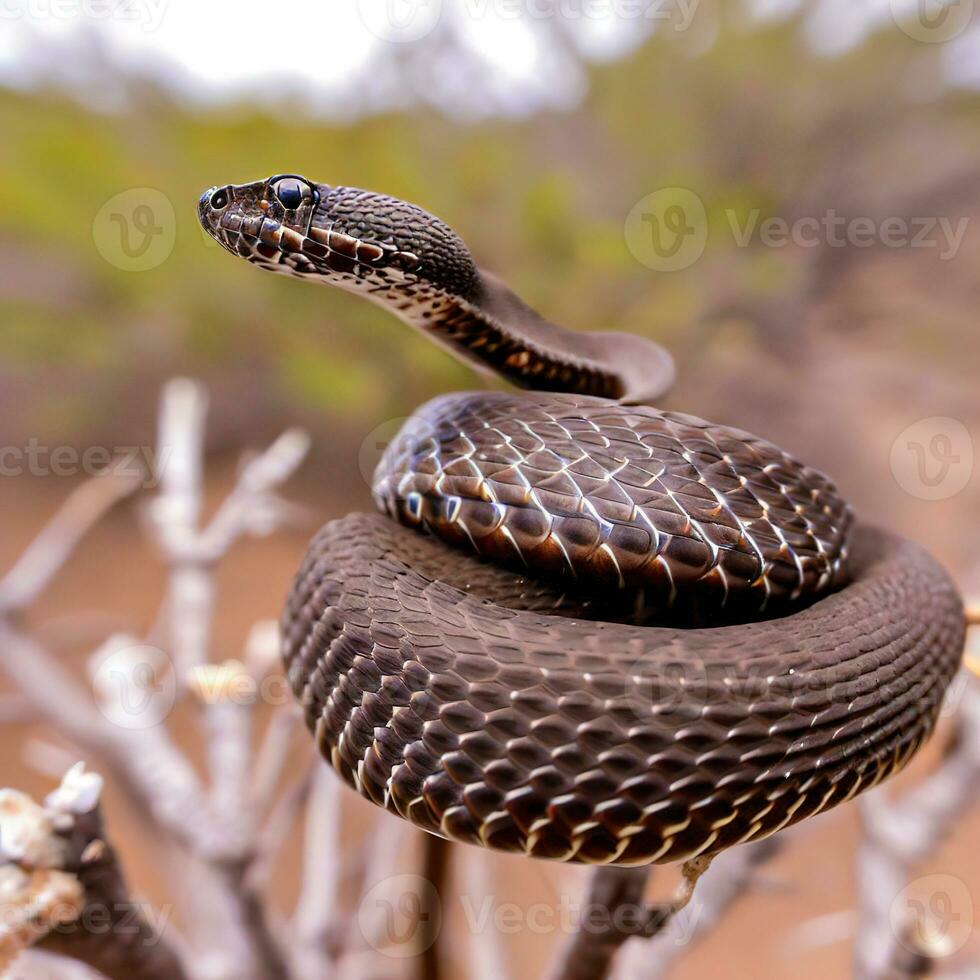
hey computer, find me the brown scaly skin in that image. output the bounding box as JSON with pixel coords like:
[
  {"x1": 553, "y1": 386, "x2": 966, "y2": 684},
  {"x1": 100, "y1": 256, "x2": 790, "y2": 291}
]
[
  {"x1": 283, "y1": 516, "x2": 961, "y2": 864},
  {"x1": 199, "y1": 175, "x2": 965, "y2": 865}
]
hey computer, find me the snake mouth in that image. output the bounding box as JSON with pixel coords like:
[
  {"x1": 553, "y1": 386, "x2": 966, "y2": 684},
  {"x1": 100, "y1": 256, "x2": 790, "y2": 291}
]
[
  {"x1": 199, "y1": 207, "x2": 316, "y2": 280},
  {"x1": 211, "y1": 217, "x2": 417, "y2": 283},
  {"x1": 203, "y1": 206, "x2": 425, "y2": 287}
]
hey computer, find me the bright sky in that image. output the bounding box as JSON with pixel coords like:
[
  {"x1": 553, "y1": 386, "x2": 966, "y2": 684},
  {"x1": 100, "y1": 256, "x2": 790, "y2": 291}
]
[{"x1": 0, "y1": 0, "x2": 976, "y2": 118}]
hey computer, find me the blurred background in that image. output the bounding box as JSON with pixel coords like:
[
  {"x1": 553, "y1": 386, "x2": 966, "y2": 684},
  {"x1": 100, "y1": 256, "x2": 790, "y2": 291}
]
[{"x1": 1, "y1": 1, "x2": 979, "y2": 977}]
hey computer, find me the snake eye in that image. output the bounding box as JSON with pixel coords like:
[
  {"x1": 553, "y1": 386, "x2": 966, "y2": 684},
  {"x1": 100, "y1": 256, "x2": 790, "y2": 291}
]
[
  {"x1": 272, "y1": 177, "x2": 312, "y2": 211},
  {"x1": 209, "y1": 188, "x2": 229, "y2": 210}
]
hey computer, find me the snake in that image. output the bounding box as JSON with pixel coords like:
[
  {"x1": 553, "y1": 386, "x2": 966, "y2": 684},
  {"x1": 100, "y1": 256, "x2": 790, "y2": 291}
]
[{"x1": 198, "y1": 175, "x2": 965, "y2": 866}]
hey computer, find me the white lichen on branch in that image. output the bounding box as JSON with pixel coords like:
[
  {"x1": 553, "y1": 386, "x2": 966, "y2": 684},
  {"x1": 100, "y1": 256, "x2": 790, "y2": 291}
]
[
  {"x1": 0, "y1": 777, "x2": 87, "y2": 972},
  {"x1": 0, "y1": 764, "x2": 185, "y2": 980}
]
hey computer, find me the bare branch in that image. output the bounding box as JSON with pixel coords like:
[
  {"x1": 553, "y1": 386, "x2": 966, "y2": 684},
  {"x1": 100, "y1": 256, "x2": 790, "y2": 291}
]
[
  {"x1": 617, "y1": 839, "x2": 781, "y2": 980},
  {"x1": 9, "y1": 949, "x2": 104, "y2": 979},
  {"x1": 187, "y1": 660, "x2": 255, "y2": 826},
  {"x1": 545, "y1": 866, "x2": 651, "y2": 980},
  {"x1": 1, "y1": 764, "x2": 189, "y2": 980},
  {"x1": 462, "y1": 850, "x2": 510, "y2": 980},
  {"x1": 0, "y1": 377, "x2": 314, "y2": 980},
  {"x1": 196, "y1": 430, "x2": 311, "y2": 561},
  {"x1": 0, "y1": 470, "x2": 143, "y2": 618},
  {"x1": 0, "y1": 694, "x2": 36, "y2": 726},
  {"x1": 248, "y1": 759, "x2": 314, "y2": 893},
  {"x1": 291, "y1": 765, "x2": 345, "y2": 976},
  {"x1": 144, "y1": 377, "x2": 212, "y2": 680},
  {"x1": 1, "y1": 622, "x2": 244, "y2": 861},
  {"x1": 343, "y1": 817, "x2": 414, "y2": 964},
  {"x1": 855, "y1": 673, "x2": 980, "y2": 979},
  {"x1": 546, "y1": 856, "x2": 716, "y2": 980},
  {"x1": 250, "y1": 705, "x2": 301, "y2": 825},
  {"x1": 419, "y1": 833, "x2": 451, "y2": 980}
]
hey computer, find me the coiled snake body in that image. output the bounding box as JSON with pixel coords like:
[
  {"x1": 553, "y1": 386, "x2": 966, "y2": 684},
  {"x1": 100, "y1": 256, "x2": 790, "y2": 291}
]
[{"x1": 199, "y1": 176, "x2": 965, "y2": 865}]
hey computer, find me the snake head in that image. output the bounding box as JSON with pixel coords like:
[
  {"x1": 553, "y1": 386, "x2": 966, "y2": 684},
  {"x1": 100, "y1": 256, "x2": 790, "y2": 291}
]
[
  {"x1": 197, "y1": 174, "x2": 324, "y2": 272},
  {"x1": 197, "y1": 174, "x2": 483, "y2": 300},
  {"x1": 198, "y1": 175, "x2": 679, "y2": 402}
]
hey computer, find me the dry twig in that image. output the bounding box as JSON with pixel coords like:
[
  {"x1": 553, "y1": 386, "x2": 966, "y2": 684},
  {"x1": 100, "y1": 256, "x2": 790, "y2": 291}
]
[
  {"x1": 1, "y1": 765, "x2": 186, "y2": 980},
  {"x1": 545, "y1": 857, "x2": 713, "y2": 980},
  {"x1": 616, "y1": 838, "x2": 781, "y2": 980},
  {"x1": 855, "y1": 669, "x2": 980, "y2": 979},
  {"x1": 0, "y1": 471, "x2": 144, "y2": 619},
  {"x1": 0, "y1": 378, "x2": 309, "y2": 980}
]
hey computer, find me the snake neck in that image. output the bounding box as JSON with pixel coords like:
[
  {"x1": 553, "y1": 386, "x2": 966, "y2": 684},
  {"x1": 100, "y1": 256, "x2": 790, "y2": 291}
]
[
  {"x1": 363, "y1": 264, "x2": 676, "y2": 404},
  {"x1": 377, "y1": 268, "x2": 619, "y2": 398}
]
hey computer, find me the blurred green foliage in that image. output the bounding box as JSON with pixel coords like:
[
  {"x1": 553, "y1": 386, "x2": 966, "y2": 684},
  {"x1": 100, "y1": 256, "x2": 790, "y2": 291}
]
[{"x1": 1, "y1": 13, "x2": 978, "y2": 445}]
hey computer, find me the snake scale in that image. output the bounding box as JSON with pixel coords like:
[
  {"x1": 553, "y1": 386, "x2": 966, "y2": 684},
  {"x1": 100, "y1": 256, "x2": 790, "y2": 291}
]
[{"x1": 198, "y1": 175, "x2": 965, "y2": 866}]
